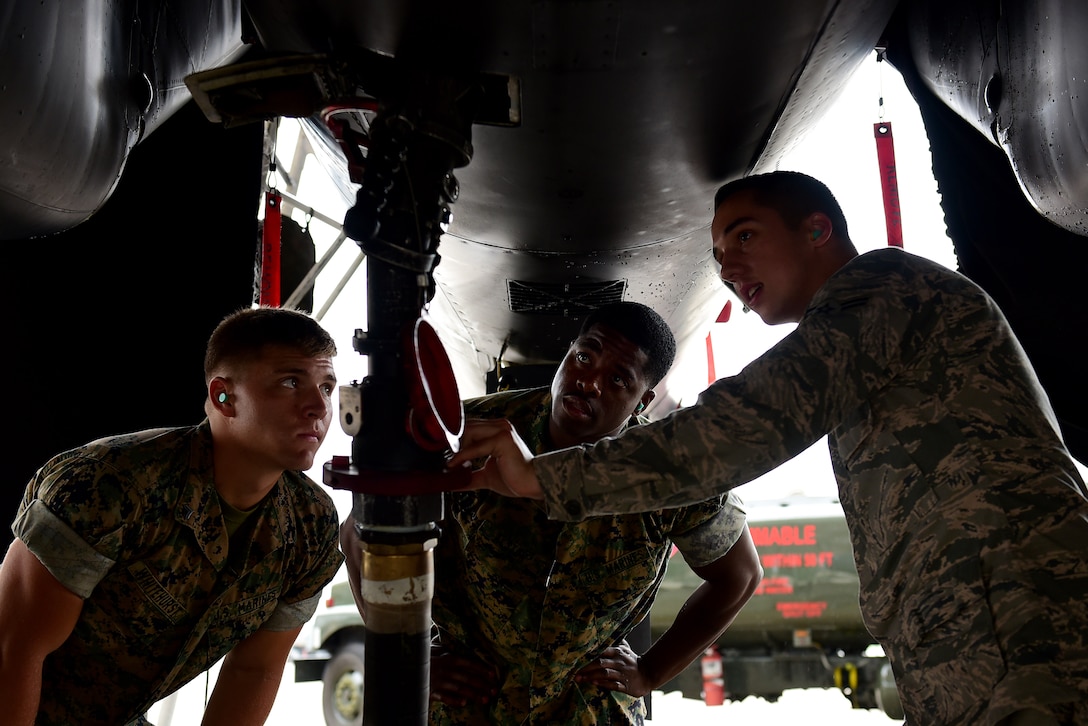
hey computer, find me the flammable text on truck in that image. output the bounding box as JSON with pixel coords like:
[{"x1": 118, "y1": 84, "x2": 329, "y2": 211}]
[{"x1": 289, "y1": 495, "x2": 904, "y2": 725}]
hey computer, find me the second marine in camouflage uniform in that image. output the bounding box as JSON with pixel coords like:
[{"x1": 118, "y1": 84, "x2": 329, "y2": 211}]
[
  {"x1": 431, "y1": 387, "x2": 746, "y2": 725},
  {"x1": 12, "y1": 423, "x2": 343, "y2": 725},
  {"x1": 532, "y1": 249, "x2": 1088, "y2": 725}
]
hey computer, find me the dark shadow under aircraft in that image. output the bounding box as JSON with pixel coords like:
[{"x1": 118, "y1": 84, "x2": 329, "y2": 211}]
[{"x1": 4, "y1": 2, "x2": 1086, "y2": 724}]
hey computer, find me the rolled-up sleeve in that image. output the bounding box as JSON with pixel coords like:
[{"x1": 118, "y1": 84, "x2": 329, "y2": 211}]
[{"x1": 14, "y1": 500, "x2": 115, "y2": 598}]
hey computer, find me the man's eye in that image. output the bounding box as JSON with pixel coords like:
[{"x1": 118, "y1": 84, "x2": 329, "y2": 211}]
[
  {"x1": 322, "y1": 384, "x2": 334, "y2": 395},
  {"x1": 611, "y1": 375, "x2": 628, "y2": 388},
  {"x1": 575, "y1": 351, "x2": 589, "y2": 363},
  {"x1": 282, "y1": 378, "x2": 299, "y2": 388},
  {"x1": 738, "y1": 230, "x2": 752, "y2": 243}
]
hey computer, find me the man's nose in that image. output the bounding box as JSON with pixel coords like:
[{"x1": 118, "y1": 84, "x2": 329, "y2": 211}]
[
  {"x1": 576, "y1": 376, "x2": 601, "y2": 396},
  {"x1": 304, "y1": 388, "x2": 331, "y2": 418},
  {"x1": 717, "y1": 252, "x2": 741, "y2": 285}
]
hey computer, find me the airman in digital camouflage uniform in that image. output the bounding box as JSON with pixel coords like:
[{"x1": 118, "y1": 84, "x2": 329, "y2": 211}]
[
  {"x1": 343, "y1": 301, "x2": 761, "y2": 725},
  {"x1": 452, "y1": 172, "x2": 1088, "y2": 725},
  {"x1": 0, "y1": 306, "x2": 345, "y2": 726}
]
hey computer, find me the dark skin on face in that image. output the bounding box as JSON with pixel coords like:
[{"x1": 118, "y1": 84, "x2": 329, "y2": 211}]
[{"x1": 548, "y1": 323, "x2": 656, "y2": 450}]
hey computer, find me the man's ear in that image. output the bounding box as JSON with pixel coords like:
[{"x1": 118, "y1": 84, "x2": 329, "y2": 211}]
[
  {"x1": 807, "y1": 212, "x2": 833, "y2": 246},
  {"x1": 209, "y1": 377, "x2": 235, "y2": 416},
  {"x1": 635, "y1": 390, "x2": 656, "y2": 414}
]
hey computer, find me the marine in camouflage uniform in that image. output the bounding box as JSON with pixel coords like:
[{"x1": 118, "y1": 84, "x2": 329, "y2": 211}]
[
  {"x1": 431, "y1": 386, "x2": 746, "y2": 725},
  {"x1": 530, "y1": 249, "x2": 1088, "y2": 724},
  {"x1": 11, "y1": 421, "x2": 343, "y2": 725}
]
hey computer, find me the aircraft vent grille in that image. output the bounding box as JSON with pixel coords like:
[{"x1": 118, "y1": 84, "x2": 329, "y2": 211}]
[{"x1": 507, "y1": 279, "x2": 627, "y2": 315}]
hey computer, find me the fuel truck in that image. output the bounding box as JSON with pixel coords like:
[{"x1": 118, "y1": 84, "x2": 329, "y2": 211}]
[{"x1": 649, "y1": 495, "x2": 904, "y2": 719}]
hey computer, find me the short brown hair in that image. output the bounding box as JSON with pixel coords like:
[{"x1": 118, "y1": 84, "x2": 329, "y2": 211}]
[
  {"x1": 714, "y1": 171, "x2": 851, "y2": 241},
  {"x1": 204, "y1": 306, "x2": 336, "y2": 380}
]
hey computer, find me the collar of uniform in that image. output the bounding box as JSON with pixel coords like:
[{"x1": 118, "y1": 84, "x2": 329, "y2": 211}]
[
  {"x1": 174, "y1": 421, "x2": 291, "y2": 573},
  {"x1": 173, "y1": 421, "x2": 231, "y2": 570}
]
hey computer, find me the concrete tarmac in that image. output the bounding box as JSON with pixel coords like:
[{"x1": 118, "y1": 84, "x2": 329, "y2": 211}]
[{"x1": 149, "y1": 659, "x2": 904, "y2": 725}]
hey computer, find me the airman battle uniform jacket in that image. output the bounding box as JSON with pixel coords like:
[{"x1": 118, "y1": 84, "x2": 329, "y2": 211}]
[
  {"x1": 13, "y1": 421, "x2": 344, "y2": 725},
  {"x1": 533, "y1": 248, "x2": 1088, "y2": 725},
  {"x1": 431, "y1": 387, "x2": 745, "y2": 725}
]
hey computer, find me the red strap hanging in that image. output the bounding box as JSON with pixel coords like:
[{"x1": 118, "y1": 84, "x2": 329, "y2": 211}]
[
  {"x1": 260, "y1": 190, "x2": 282, "y2": 306},
  {"x1": 706, "y1": 332, "x2": 717, "y2": 385},
  {"x1": 706, "y1": 300, "x2": 733, "y2": 384},
  {"x1": 874, "y1": 122, "x2": 903, "y2": 248}
]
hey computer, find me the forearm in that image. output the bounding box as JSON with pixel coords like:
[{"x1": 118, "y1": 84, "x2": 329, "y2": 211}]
[
  {"x1": 0, "y1": 661, "x2": 45, "y2": 725},
  {"x1": 200, "y1": 654, "x2": 284, "y2": 725},
  {"x1": 536, "y1": 392, "x2": 791, "y2": 520},
  {"x1": 637, "y1": 581, "x2": 752, "y2": 688}
]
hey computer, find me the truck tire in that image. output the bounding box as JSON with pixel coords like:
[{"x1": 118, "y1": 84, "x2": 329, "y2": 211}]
[
  {"x1": 875, "y1": 661, "x2": 905, "y2": 720},
  {"x1": 322, "y1": 642, "x2": 366, "y2": 726}
]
